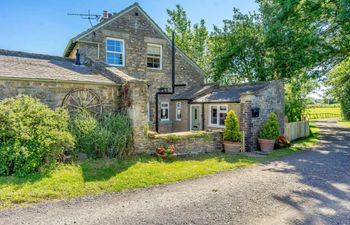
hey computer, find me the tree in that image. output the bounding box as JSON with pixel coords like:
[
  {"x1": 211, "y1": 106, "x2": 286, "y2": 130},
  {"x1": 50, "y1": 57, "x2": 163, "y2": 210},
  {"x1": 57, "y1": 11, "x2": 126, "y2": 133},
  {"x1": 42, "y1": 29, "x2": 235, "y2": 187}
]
[
  {"x1": 209, "y1": 0, "x2": 350, "y2": 121},
  {"x1": 166, "y1": 5, "x2": 193, "y2": 55},
  {"x1": 192, "y1": 19, "x2": 210, "y2": 73},
  {"x1": 210, "y1": 9, "x2": 267, "y2": 83},
  {"x1": 166, "y1": 5, "x2": 210, "y2": 74},
  {"x1": 328, "y1": 57, "x2": 350, "y2": 120}
]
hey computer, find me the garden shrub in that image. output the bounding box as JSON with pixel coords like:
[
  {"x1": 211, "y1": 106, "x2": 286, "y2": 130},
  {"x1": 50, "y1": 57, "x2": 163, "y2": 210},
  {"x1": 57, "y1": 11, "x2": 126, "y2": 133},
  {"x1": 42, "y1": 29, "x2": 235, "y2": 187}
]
[
  {"x1": 223, "y1": 110, "x2": 242, "y2": 142},
  {"x1": 98, "y1": 114, "x2": 133, "y2": 157},
  {"x1": 259, "y1": 112, "x2": 280, "y2": 140},
  {"x1": 70, "y1": 111, "x2": 133, "y2": 158},
  {"x1": 69, "y1": 110, "x2": 97, "y2": 157},
  {"x1": 0, "y1": 95, "x2": 74, "y2": 176}
]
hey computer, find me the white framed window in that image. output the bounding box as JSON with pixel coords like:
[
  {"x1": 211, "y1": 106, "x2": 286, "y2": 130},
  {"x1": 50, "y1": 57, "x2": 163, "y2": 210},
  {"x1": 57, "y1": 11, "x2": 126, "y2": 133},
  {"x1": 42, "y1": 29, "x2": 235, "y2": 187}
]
[
  {"x1": 106, "y1": 38, "x2": 125, "y2": 66},
  {"x1": 160, "y1": 102, "x2": 169, "y2": 121},
  {"x1": 147, "y1": 44, "x2": 162, "y2": 69},
  {"x1": 209, "y1": 105, "x2": 228, "y2": 128},
  {"x1": 176, "y1": 102, "x2": 182, "y2": 121}
]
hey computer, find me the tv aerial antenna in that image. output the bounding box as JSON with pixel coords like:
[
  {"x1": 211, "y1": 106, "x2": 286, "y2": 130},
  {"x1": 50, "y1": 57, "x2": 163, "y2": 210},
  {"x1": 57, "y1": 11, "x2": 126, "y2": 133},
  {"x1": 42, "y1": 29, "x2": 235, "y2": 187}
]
[{"x1": 67, "y1": 10, "x2": 101, "y2": 27}]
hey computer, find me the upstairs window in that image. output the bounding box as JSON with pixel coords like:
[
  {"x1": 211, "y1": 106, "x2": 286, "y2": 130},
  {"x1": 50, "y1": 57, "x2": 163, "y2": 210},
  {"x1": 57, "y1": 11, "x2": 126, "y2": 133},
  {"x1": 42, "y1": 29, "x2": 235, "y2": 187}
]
[
  {"x1": 106, "y1": 38, "x2": 125, "y2": 66},
  {"x1": 176, "y1": 102, "x2": 182, "y2": 121},
  {"x1": 147, "y1": 44, "x2": 162, "y2": 69},
  {"x1": 160, "y1": 102, "x2": 169, "y2": 121}
]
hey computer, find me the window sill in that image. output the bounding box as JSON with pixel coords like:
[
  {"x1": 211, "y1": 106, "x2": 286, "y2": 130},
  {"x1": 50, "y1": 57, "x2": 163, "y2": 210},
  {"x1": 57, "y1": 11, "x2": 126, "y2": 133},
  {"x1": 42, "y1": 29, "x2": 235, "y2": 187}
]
[
  {"x1": 147, "y1": 67, "x2": 162, "y2": 70},
  {"x1": 160, "y1": 120, "x2": 172, "y2": 125},
  {"x1": 108, "y1": 64, "x2": 125, "y2": 67},
  {"x1": 208, "y1": 125, "x2": 225, "y2": 129}
]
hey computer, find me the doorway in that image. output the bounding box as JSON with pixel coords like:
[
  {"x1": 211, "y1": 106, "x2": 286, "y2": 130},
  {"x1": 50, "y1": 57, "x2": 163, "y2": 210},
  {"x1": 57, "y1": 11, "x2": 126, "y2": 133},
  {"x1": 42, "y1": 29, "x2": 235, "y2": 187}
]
[{"x1": 190, "y1": 105, "x2": 201, "y2": 131}]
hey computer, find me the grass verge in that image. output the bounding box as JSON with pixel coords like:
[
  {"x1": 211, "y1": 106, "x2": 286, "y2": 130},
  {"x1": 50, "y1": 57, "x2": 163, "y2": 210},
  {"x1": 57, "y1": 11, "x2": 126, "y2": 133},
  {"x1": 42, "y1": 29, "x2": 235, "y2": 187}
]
[
  {"x1": 338, "y1": 120, "x2": 350, "y2": 127},
  {"x1": 0, "y1": 125, "x2": 320, "y2": 210}
]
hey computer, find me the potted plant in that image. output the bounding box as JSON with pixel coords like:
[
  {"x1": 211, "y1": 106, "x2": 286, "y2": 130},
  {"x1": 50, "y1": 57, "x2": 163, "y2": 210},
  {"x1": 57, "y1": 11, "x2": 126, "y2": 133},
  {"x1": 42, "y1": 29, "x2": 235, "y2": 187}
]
[
  {"x1": 258, "y1": 112, "x2": 280, "y2": 152},
  {"x1": 223, "y1": 110, "x2": 242, "y2": 153},
  {"x1": 275, "y1": 135, "x2": 291, "y2": 149},
  {"x1": 156, "y1": 144, "x2": 176, "y2": 158}
]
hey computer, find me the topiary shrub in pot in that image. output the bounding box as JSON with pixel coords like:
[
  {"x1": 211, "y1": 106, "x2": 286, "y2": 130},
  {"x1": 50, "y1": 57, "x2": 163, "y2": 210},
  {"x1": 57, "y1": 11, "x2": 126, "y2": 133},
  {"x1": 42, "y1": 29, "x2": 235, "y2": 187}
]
[
  {"x1": 223, "y1": 110, "x2": 242, "y2": 153},
  {"x1": 258, "y1": 112, "x2": 280, "y2": 152}
]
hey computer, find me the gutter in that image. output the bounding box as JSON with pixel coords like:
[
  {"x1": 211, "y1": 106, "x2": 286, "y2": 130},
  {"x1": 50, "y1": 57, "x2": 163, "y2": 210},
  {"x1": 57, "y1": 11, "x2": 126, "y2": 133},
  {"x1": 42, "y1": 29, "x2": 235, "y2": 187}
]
[{"x1": 0, "y1": 76, "x2": 117, "y2": 86}]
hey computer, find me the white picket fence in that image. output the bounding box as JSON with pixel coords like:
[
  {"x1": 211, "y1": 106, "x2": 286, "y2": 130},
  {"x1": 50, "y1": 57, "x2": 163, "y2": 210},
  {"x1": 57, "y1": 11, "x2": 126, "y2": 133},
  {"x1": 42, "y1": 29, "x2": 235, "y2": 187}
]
[{"x1": 284, "y1": 121, "x2": 310, "y2": 141}]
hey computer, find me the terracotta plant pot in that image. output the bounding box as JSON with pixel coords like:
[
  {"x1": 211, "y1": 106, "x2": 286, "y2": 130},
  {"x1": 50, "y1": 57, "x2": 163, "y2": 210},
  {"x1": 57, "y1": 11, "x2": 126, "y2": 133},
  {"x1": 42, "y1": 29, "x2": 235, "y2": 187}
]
[
  {"x1": 258, "y1": 139, "x2": 276, "y2": 152},
  {"x1": 224, "y1": 141, "x2": 241, "y2": 153}
]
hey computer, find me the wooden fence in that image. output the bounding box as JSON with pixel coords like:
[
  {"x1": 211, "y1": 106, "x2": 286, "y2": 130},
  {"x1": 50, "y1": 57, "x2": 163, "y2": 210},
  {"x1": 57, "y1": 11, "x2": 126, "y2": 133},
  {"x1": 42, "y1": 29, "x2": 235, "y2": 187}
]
[
  {"x1": 284, "y1": 121, "x2": 310, "y2": 141},
  {"x1": 302, "y1": 113, "x2": 341, "y2": 120}
]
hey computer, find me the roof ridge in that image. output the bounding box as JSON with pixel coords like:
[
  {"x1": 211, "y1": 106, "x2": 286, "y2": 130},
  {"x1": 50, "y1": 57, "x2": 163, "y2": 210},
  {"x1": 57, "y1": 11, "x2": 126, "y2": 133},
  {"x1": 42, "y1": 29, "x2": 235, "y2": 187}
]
[
  {"x1": 63, "y1": 3, "x2": 206, "y2": 77},
  {"x1": 0, "y1": 49, "x2": 73, "y2": 62},
  {"x1": 219, "y1": 80, "x2": 278, "y2": 88},
  {"x1": 72, "y1": 3, "x2": 140, "y2": 43}
]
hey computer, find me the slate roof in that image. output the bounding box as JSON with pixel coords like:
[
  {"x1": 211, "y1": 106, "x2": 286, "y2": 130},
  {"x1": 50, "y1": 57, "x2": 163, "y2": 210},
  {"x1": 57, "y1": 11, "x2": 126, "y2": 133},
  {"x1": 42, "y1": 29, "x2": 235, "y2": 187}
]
[
  {"x1": 171, "y1": 85, "x2": 216, "y2": 101},
  {"x1": 192, "y1": 81, "x2": 272, "y2": 103},
  {"x1": 0, "y1": 50, "x2": 115, "y2": 85}
]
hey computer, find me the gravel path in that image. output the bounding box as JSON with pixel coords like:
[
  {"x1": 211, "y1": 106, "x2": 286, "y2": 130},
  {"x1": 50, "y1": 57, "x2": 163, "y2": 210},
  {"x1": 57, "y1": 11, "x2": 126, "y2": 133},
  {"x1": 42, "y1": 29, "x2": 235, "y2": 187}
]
[{"x1": 1, "y1": 119, "x2": 350, "y2": 225}]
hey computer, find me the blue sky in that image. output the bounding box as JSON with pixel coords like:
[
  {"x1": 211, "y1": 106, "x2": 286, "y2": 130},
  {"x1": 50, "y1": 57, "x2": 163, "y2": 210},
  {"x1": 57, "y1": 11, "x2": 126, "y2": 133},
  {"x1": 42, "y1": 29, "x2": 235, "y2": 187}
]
[{"x1": 0, "y1": 0, "x2": 258, "y2": 56}]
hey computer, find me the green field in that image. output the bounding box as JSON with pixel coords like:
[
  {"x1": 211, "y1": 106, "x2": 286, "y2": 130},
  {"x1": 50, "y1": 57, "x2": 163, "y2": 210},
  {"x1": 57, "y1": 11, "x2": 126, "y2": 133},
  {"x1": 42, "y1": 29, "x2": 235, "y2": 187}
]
[
  {"x1": 306, "y1": 107, "x2": 341, "y2": 114},
  {"x1": 304, "y1": 107, "x2": 341, "y2": 119}
]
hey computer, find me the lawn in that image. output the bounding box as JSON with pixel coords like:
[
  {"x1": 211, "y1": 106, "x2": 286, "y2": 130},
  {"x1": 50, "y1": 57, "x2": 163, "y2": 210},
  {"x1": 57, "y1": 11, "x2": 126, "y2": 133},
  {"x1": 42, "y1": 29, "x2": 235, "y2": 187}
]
[
  {"x1": 338, "y1": 120, "x2": 350, "y2": 127},
  {"x1": 0, "y1": 125, "x2": 319, "y2": 209}
]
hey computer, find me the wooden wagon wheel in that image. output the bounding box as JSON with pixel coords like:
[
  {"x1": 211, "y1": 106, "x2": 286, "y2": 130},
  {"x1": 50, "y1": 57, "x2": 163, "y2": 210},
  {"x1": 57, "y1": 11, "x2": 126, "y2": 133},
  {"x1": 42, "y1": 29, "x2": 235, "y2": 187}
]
[{"x1": 62, "y1": 89, "x2": 103, "y2": 117}]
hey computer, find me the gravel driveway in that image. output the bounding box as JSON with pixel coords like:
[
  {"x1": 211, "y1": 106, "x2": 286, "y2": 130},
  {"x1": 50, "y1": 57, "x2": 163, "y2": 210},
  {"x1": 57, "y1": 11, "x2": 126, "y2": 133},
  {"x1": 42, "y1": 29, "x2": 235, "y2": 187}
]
[{"x1": 1, "y1": 119, "x2": 350, "y2": 225}]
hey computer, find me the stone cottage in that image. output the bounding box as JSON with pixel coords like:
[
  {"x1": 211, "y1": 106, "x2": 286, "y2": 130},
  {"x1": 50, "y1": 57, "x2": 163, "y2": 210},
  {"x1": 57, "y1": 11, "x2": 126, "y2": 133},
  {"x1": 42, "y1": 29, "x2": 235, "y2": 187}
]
[{"x1": 0, "y1": 3, "x2": 284, "y2": 152}]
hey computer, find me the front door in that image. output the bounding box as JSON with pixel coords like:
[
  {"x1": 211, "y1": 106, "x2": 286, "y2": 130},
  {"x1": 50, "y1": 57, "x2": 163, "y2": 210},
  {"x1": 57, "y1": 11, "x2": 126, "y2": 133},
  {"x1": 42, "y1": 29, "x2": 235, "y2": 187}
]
[{"x1": 191, "y1": 105, "x2": 201, "y2": 131}]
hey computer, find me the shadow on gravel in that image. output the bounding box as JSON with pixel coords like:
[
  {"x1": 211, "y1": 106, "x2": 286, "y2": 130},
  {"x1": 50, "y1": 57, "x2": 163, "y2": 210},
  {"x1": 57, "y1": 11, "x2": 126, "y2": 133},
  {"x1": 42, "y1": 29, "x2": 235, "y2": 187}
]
[{"x1": 270, "y1": 120, "x2": 350, "y2": 224}]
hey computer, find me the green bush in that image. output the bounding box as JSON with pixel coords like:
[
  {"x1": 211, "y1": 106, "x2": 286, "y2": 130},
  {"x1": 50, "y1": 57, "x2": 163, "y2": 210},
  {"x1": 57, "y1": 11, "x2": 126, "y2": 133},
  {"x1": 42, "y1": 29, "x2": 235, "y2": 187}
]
[
  {"x1": 69, "y1": 110, "x2": 97, "y2": 157},
  {"x1": 259, "y1": 112, "x2": 280, "y2": 140},
  {"x1": 223, "y1": 110, "x2": 242, "y2": 142},
  {"x1": 70, "y1": 111, "x2": 133, "y2": 158},
  {"x1": 99, "y1": 114, "x2": 133, "y2": 157},
  {"x1": 0, "y1": 95, "x2": 74, "y2": 176}
]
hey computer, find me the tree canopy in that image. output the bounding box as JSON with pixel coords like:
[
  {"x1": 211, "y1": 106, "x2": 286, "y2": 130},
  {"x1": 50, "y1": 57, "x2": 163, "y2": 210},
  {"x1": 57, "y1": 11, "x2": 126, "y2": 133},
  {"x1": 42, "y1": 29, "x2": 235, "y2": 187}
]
[
  {"x1": 166, "y1": 5, "x2": 210, "y2": 74},
  {"x1": 165, "y1": 1, "x2": 350, "y2": 121},
  {"x1": 328, "y1": 57, "x2": 350, "y2": 120}
]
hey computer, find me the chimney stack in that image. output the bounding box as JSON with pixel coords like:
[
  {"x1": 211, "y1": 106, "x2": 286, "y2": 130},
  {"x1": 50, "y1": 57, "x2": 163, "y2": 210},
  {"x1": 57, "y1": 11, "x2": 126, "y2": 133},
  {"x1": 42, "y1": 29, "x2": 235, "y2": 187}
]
[{"x1": 102, "y1": 10, "x2": 108, "y2": 19}]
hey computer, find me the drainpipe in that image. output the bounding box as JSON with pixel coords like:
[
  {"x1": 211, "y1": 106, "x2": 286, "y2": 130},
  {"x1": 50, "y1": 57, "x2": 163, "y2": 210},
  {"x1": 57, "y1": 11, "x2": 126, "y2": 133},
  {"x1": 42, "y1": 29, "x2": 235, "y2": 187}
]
[
  {"x1": 202, "y1": 103, "x2": 205, "y2": 131},
  {"x1": 155, "y1": 31, "x2": 176, "y2": 132}
]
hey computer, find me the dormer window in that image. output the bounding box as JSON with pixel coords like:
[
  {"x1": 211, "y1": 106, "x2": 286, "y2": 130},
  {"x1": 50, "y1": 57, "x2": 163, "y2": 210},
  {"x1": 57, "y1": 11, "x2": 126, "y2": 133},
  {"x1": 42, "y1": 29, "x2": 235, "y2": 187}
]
[
  {"x1": 106, "y1": 38, "x2": 125, "y2": 66},
  {"x1": 147, "y1": 44, "x2": 162, "y2": 70}
]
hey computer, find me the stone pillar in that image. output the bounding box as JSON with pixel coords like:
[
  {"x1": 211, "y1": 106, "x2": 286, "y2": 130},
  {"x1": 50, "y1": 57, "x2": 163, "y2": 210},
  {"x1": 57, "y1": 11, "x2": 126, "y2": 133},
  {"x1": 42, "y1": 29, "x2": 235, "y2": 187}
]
[
  {"x1": 126, "y1": 80, "x2": 149, "y2": 154},
  {"x1": 240, "y1": 92, "x2": 254, "y2": 151}
]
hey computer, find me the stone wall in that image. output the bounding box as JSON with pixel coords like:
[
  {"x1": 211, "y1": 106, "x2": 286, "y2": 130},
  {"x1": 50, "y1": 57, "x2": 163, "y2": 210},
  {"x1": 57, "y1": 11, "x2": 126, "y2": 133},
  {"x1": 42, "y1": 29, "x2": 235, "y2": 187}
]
[
  {"x1": 0, "y1": 79, "x2": 119, "y2": 113},
  {"x1": 71, "y1": 6, "x2": 206, "y2": 131},
  {"x1": 240, "y1": 80, "x2": 285, "y2": 151},
  {"x1": 142, "y1": 131, "x2": 223, "y2": 155}
]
